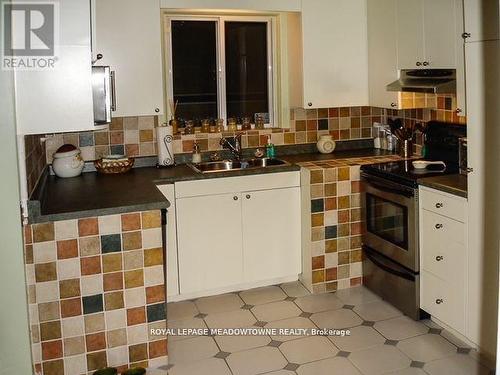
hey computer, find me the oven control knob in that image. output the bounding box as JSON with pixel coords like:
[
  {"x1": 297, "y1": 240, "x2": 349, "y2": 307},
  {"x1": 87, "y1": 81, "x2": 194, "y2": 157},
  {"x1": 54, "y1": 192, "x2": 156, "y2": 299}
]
[
  {"x1": 435, "y1": 224, "x2": 443, "y2": 229},
  {"x1": 435, "y1": 256, "x2": 444, "y2": 261},
  {"x1": 435, "y1": 299, "x2": 444, "y2": 304},
  {"x1": 435, "y1": 203, "x2": 443, "y2": 208}
]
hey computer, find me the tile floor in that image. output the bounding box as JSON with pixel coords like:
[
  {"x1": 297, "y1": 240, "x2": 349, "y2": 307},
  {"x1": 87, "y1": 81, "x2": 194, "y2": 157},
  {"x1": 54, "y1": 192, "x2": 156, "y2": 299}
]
[{"x1": 157, "y1": 283, "x2": 494, "y2": 375}]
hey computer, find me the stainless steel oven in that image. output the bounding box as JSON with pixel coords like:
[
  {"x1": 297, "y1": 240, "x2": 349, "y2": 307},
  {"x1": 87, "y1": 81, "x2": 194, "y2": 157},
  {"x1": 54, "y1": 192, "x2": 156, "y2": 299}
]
[{"x1": 362, "y1": 172, "x2": 419, "y2": 272}]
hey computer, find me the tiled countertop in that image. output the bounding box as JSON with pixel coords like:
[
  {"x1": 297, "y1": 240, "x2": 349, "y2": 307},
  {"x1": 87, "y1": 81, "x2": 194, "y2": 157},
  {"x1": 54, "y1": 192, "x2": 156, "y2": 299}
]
[
  {"x1": 418, "y1": 174, "x2": 468, "y2": 198},
  {"x1": 28, "y1": 148, "x2": 396, "y2": 223}
]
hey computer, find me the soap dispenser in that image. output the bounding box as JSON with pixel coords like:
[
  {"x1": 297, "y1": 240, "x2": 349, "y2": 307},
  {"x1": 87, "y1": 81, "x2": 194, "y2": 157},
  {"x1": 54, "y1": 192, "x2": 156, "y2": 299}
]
[{"x1": 192, "y1": 142, "x2": 201, "y2": 164}]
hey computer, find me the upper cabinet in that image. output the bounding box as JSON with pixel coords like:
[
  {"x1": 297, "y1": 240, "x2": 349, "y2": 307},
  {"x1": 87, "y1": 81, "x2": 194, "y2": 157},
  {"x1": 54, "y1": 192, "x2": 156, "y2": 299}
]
[
  {"x1": 93, "y1": 0, "x2": 164, "y2": 117},
  {"x1": 301, "y1": 0, "x2": 369, "y2": 108},
  {"x1": 15, "y1": 0, "x2": 94, "y2": 135},
  {"x1": 367, "y1": 0, "x2": 399, "y2": 109},
  {"x1": 463, "y1": 0, "x2": 500, "y2": 42},
  {"x1": 396, "y1": 0, "x2": 458, "y2": 69}
]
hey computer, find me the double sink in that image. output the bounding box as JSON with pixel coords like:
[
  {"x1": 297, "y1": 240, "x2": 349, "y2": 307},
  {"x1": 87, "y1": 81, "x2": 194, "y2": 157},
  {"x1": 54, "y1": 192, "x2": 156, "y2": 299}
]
[{"x1": 189, "y1": 158, "x2": 289, "y2": 174}]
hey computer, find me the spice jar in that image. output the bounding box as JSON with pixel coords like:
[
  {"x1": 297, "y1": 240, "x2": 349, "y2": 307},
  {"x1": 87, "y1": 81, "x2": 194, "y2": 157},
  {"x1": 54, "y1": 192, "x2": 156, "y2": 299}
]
[
  {"x1": 255, "y1": 115, "x2": 265, "y2": 130},
  {"x1": 242, "y1": 117, "x2": 252, "y2": 131},
  {"x1": 215, "y1": 118, "x2": 224, "y2": 133},
  {"x1": 227, "y1": 118, "x2": 237, "y2": 132},
  {"x1": 201, "y1": 119, "x2": 210, "y2": 133},
  {"x1": 184, "y1": 120, "x2": 195, "y2": 135}
]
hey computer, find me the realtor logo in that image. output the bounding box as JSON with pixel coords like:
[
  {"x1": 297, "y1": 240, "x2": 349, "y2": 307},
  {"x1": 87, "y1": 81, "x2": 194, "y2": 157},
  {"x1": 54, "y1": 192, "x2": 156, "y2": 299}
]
[{"x1": 2, "y1": 1, "x2": 59, "y2": 70}]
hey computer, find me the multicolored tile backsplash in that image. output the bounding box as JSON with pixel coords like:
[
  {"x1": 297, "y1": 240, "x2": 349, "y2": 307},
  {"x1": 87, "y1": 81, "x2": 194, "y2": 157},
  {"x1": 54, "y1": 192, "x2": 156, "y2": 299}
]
[
  {"x1": 299, "y1": 155, "x2": 402, "y2": 294},
  {"x1": 24, "y1": 97, "x2": 465, "y2": 197},
  {"x1": 24, "y1": 210, "x2": 167, "y2": 375}
]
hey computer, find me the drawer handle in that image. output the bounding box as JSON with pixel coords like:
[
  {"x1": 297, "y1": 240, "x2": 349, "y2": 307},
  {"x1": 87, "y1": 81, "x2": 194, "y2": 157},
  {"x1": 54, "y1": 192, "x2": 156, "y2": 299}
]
[
  {"x1": 246, "y1": 194, "x2": 251, "y2": 199},
  {"x1": 435, "y1": 224, "x2": 443, "y2": 229},
  {"x1": 435, "y1": 298, "x2": 444, "y2": 304},
  {"x1": 233, "y1": 196, "x2": 238, "y2": 201},
  {"x1": 435, "y1": 203, "x2": 444, "y2": 208},
  {"x1": 435, "y1": 255, "x2": 444, "y2": 261}
]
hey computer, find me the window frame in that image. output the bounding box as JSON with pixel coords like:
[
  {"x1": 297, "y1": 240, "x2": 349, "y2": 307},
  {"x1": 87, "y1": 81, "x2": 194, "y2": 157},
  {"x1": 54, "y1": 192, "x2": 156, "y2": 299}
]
[{"x1": 164, "y1": 14, "x2": 277, "y2": 128}]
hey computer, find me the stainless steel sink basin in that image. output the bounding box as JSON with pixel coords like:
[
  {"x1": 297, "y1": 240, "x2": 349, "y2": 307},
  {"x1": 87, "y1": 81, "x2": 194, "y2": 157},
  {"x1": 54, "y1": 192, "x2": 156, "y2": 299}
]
[{"x1": 189, "y1": 158, "x2": 289, "y2": 173}]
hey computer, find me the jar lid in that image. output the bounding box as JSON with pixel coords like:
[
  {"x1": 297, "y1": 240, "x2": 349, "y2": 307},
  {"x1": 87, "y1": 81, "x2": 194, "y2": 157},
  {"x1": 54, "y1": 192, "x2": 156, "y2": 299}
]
[{"x1": 53, "y1": 148, "x2": 80, "y2": 158}]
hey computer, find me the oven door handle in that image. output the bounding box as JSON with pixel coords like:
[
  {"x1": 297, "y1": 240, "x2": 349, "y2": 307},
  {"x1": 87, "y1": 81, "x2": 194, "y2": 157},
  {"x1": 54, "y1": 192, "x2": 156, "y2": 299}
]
[
  {"x1": 364, "y1": 246, "x2": 415, "y2": 282},
  {"x1": 363, "y1": 176, "x2": 414, "y2": 198}
]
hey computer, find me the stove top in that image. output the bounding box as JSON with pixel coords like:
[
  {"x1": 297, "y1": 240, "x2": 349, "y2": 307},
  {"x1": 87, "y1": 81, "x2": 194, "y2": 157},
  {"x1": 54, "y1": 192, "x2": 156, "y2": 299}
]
[{"x1": 361, "y1": 159, "x2": 459, "y2": 188}]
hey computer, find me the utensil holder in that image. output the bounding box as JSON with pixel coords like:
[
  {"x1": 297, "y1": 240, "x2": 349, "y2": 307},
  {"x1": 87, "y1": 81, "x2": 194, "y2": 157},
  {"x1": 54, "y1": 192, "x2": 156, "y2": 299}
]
[{"x1": 399, "y1": 139, "x2": 414, "y2": 158}]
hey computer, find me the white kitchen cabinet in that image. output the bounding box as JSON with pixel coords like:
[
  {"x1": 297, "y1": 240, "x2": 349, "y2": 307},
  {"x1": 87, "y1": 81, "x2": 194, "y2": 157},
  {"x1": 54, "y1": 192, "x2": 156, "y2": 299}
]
[
  {"x1": 367, "y1": 0, "x2": 399, "y2": 109},
  {"x1": 465, "y1": 40, "x2": 500, "y2": 359},
  {"x1": 463, "y1": 0, "x2": 500, "y2": 42},
  {"x1": 15, "y1": 1, "x2": 94, "y2": 135},
  {"x1": 419, "y1": 187, "x2": 467, "y2": 334},
  {"x1": 301, "y1": 0, "x2": 368, "y2": 108},
  {"x1": 93, "y1": 0, "x2": 164, "y2": 117},
  {"x1": 172, "y1": 172, "x2": 301, "y2": 299},
  {"x1": 396, "y1": 0, "x2": 458, "y2": 69},
  {"x1": 15, "y1": 47, "x2": 94, "y2": 135},
  {"x1": 176, "y1": 192, "x2": 243, "y2": 295},
  {"x1": 242, "y1": 187, "x2": 301, "y2": 283},
  {"x1": 396, "y1": 0, "x2": 424, "y2": 69}
]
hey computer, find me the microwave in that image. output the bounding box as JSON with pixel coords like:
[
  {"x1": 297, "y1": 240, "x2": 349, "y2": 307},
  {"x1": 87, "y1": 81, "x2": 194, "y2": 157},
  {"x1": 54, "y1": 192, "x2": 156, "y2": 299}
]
[{"x1": 92, "y1": 66, "x2": 116, "y2": 124}]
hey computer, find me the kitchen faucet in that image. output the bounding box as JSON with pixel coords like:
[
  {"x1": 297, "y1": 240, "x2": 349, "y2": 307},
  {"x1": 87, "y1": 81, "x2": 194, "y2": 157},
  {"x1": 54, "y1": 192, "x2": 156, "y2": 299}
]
[{"x1": 220, "y1": 133, "x2": 243, "y2": 160}]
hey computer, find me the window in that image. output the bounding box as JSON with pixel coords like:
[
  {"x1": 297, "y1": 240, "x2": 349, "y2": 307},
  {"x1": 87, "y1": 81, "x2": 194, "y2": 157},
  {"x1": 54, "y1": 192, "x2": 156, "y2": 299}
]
[{"x1": 166, "y1": 15, "x2": 275, "y2": 128}]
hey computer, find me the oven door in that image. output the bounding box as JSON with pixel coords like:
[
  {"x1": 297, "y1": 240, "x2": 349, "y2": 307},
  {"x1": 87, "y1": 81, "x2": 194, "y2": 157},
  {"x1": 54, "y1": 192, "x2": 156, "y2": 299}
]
[{"x1": 361, "y1": 173, "x2": 419, "y2": 271}]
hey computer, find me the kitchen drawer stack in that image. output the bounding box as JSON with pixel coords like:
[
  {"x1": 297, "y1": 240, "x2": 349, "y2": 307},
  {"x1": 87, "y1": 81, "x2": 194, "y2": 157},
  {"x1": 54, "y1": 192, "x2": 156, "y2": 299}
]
[{"x1": 419, "y1": 186, "x2": 467, "y2": 334}]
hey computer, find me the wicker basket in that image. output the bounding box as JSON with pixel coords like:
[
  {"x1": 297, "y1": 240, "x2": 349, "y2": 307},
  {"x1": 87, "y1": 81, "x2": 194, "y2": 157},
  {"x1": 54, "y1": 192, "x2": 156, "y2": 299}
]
[{"x1": 94, "y1": 157, "x2": 134, "y2": 174}]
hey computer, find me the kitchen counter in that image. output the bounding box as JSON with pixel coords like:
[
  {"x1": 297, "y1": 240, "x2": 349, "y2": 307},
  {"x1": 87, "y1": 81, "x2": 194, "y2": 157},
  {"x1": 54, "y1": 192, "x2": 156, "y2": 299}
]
[
  {"x1": 28, "y1": 147, "x2": 396, "y2": 223},
  {"x1": 28, "y1": 162, "x2": 299, "y2": 223},
  {"x1": 418, "y1": 174, "x2": 468, "y2": 198}
]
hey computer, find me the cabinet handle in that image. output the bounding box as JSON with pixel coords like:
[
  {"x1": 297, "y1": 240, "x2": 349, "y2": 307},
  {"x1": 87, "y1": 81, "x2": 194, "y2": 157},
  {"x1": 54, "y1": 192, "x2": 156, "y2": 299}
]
[
  {"x1": 435, "y1": 255, "x2": 444, "y2": 262},
  {"x1": 466, "y1": 167, "x2": 474, "y2": 174},
  {"x1": 462, "y1": 32, "x2": 471, "y2": 39},
  {"x1": 155, "y1": 108, "x2": 160, "y2": 113},
  {"x1": 456, "y1": 108, "x2": 462, "y2": 114},
  {"x1": 246, "y1": 194, "x2": 251, "y2": 199},
  {"x1": 308, "y1": 102, "x2": 313, "y2": 107},
  {"x1": 423, "y1": 61, "x2": 429, "y2": 67},
  {"x1": 435, "y1": 224, "x2": 443, "y2": 229},
  {"x1": 435, "y1": 203, "x2": 443, "y2": 208},
  {"x1": 435, "y1": 298, "x2": 444, "y2": 304},
  {"x1": 233, "y1": 196, "x2": 238, "y2": 201},
  {"x1": 416, "y1": 62, "x2": 422, "y2": 67},
  {"x1": 391, "y1": 103, "x2": 397, "y2": 108}
]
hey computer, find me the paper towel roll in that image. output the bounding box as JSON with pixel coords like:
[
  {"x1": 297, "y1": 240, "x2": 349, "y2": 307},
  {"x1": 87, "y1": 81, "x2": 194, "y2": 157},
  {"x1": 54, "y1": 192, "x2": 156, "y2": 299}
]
[{"x1": 156, "y1": 125, "x2": 175, "y2": 166}]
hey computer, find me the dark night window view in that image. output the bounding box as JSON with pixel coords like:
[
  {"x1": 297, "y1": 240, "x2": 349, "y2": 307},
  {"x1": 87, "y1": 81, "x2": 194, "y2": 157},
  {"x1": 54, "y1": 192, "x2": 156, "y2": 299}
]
[{"x1": 171, "y1": 19, "x2": 270, "y2": 127}]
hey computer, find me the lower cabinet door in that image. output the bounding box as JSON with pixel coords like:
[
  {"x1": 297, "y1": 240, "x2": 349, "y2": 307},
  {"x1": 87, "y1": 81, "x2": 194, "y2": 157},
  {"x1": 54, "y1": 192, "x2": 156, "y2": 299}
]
[
  {"x1": 176, "y1": 193, "x2": 243, "y2": 294},
  {"x1": 241, "y1": 187, "x2": 301, "y2": 283}
]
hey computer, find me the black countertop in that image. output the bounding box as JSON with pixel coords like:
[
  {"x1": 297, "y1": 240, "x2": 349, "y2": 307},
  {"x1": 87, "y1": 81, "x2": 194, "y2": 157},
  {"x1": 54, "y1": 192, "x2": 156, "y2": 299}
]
[
  {"x1": 28, "y1": 148, "x2": 395, "y2": 223},
  {"x1": 418, "y1": 174, "x2": 468, "y2": 198}
]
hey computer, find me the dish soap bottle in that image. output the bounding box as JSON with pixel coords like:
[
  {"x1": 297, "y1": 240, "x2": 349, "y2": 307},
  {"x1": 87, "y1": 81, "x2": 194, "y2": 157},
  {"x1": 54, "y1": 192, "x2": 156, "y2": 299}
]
[{"x1": 266, "y1": 135, "x2": 275, "y2": 158}]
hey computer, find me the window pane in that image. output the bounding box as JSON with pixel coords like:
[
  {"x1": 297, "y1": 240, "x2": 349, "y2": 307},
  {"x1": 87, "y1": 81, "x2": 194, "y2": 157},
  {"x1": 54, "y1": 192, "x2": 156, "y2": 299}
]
[
  {"x1": 225, "y1": 22, "x2": 269, "y2": 122},
  {"x1": 171, "y1": 21, "x2": 218, "y2": 124}
]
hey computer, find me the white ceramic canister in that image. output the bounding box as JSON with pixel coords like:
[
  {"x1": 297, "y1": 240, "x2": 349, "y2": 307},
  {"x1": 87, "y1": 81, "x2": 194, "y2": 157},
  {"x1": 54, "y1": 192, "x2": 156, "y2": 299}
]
[
  {"x1": 52, "y1": 149, "x2": 85, "y2": 178},
  {"x1": 316, "y1": 135, "x2": 336, "y2": 154}
]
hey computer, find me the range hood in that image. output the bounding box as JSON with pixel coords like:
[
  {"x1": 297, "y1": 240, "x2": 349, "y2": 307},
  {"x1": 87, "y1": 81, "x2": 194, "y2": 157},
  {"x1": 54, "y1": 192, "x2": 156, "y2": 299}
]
[{"x1": 386, "y1": 69, "x2": 456, "y2": 94}]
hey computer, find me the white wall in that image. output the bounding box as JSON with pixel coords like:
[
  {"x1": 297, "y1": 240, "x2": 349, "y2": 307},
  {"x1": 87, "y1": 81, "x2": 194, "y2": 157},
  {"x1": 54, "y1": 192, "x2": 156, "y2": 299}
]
[
  {"x1": 0, "y1": 65, "x2": 33, "y2": 373},
  {"x1": 160, "y1": 0, "x2": 301, "y2": 12}
]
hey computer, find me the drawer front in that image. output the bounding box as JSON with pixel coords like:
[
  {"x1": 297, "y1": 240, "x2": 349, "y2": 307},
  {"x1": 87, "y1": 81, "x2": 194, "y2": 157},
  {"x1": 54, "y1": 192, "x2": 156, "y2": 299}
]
[
  {"x1": 421, "y1": 270, "x2": 466, "y2": 334},
  {"x1": 421, "y1": 210, "x2": 466, "y2": 246},
  {"x1": 420, "y1": 187, "x2": 466, "y2": 222},
  {"x1": 421, "y1": 236, "x2": 465, "y2": 283}
]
